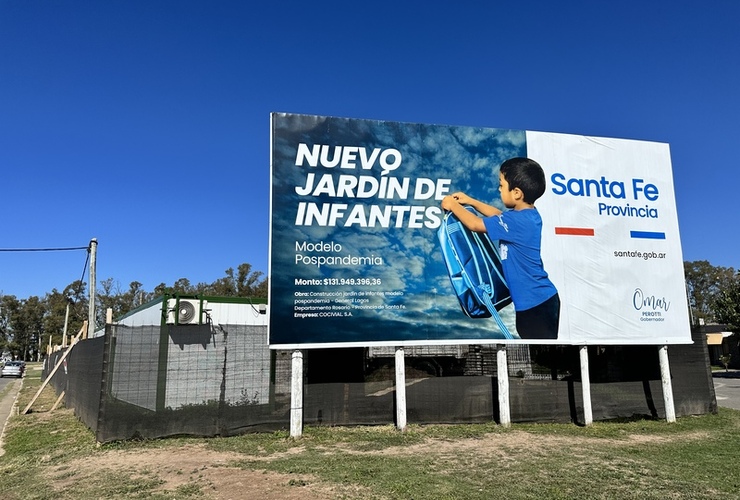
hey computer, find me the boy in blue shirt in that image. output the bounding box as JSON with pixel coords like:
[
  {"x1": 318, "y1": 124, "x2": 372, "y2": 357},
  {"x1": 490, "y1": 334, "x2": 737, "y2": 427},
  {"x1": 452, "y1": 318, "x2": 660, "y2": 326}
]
[{"x1": 441, "y1": 157, "x2": 560, "y2": 339}]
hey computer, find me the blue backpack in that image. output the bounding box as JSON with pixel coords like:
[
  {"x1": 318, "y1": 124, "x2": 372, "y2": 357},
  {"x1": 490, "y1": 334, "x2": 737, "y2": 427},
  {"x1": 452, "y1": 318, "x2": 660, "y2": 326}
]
[{"x1": 438, "y1": 206, "x2": 514, "y2": 339}]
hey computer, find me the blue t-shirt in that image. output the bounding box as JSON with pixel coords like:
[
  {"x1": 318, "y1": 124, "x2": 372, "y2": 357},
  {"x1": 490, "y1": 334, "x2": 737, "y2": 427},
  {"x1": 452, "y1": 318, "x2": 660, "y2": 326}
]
[{"x1": 483, "y1": 208, "x2": 557, "y2": 311}]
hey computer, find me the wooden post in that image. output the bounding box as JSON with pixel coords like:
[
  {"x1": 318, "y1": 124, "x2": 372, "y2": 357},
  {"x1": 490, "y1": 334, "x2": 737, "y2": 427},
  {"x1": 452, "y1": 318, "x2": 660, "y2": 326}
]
[
  {"x1": 395, "y1": 347, "x2": 407, "y2": 431},
  {"x1": 290, "y1": 350, "x2": 303, "y2": 438},
  {"x1": 62, "y1": 301, "x2": 70, "y2": 344},
  {"x1": 497, "y1": 345, "x2": 511, "y2": 427},
  {"x1": 50, "y1": 390, "x2": 66, "y2": 411},
  {"x1": 659, "y1": 345, "x2": 676, "y2": 423},
  {"x1": 22, "y1": 321, "x2": 87, "y2": 415},
  {"x1": 579, "y1": 346, "x2": 593, "y2": 426},
  {"x1": 87, "y1": 238, "x2": 97, "y2": 339}
]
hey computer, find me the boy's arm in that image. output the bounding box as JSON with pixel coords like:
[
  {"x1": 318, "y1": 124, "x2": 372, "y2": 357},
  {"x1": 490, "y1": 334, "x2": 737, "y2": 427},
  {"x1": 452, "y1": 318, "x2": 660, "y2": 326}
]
[
  {"x1": 441, "y1": 196, "x2": 488, "y2": 233},
  {"x1": 445, "y1": 192, "x2": 502, "y2": 217}
]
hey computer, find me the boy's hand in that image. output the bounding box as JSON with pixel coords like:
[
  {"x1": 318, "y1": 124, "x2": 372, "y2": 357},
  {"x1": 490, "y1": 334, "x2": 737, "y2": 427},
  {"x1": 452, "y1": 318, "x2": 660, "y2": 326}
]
[
  {"x1": 449, "y1": 192, "x2": 473, "y2": 205},
  {"x1": 441, "y1": 194, "x2": 487, "y2": 233},
  {"x1": 443, "y1": 192, "x2": 501, "y2": 218},
  {"x1": 441, "y1": 195, "x2": 460, "y2": 211}
]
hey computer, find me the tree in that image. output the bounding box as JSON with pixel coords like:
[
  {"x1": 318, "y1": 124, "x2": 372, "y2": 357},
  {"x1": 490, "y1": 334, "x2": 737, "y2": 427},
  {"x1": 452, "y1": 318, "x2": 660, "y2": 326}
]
[
  {"x1": 684, "y1": 261, "x2": 737, "y2": 325},
  {"x1": 172, "y1": 278, "x2": 195, "y2": 294},
  {"x1": 41, "y1": 281, "x2": 87, "y2": 349},
  {"x1": 63, "y1": 280, "x2": 88, "y2": 335},
  {"x1": 121, "y1": 281, "x2": 150, "y2": 310},
  {"x1": 235, "y1": 263, "x2": 264, "y2": 297},
  {"x1": 205, "y1": 264, "x2": 265, "y2": 298},
  {"x1": 0, "y1": 295, "x2": 20, "y2": 353},
  {"x1": 8, "y1": 296, "x2": 45, "y2": 361},
  {"x1": 44, "y1": 290, "x2": 73, "y2": 346},
  {"x1": 97, "y1": 277, "x2": 122, "y2": 327},
  {"x1": 1, "y1": 263, "x2": 268, "y2": 350},
  {"x1": 152, "y1": 282, "x2": 169, "y2": 297},
  {"x1": 208, "y1": 269, "x2": 237, "y2": 297},
  {"x1": 253, "y1": 275, "x2": 268, "y2": 298},
  {"x1": 713, "y1": 272, "x2": 740, "y2": 330}
]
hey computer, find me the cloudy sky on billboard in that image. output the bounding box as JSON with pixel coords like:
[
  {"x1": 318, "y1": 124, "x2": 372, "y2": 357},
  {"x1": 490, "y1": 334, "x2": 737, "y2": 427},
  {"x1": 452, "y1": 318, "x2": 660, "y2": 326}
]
[{"x1": 270, "y1": 115, "x2": 526, "y2": 344}]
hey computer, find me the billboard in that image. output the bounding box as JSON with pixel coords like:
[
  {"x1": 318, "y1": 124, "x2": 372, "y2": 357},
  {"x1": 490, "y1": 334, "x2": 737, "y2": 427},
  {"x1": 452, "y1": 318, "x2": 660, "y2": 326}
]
[{"x1": 269, "y1": 113, "x2": 691, "y2": 348}]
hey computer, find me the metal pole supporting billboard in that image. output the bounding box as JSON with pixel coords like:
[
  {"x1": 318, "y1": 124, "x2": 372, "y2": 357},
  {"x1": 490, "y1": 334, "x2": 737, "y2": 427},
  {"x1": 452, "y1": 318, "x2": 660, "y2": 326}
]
[
  {"x1": 659, "y1": 346, "x2": 676, "y2": 423},
  {"x1": 497, "y1": 345, "x2": 511, "y2": 427},
  {"x1": 580, "y1": 346, "x2": 593, "y2": 426},
  {"x1": 395, "y1": 347, "x2": 407, "y2": 431},
  {"x1": 290, "y1": 350, "x2": 304, "y2": 437}
]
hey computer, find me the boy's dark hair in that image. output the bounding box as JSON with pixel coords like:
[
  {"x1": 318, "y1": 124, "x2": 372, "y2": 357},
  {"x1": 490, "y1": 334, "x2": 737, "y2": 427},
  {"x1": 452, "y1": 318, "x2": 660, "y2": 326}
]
[{"x1": 499, "y1": 157, "x2": 546, "y2": 204}]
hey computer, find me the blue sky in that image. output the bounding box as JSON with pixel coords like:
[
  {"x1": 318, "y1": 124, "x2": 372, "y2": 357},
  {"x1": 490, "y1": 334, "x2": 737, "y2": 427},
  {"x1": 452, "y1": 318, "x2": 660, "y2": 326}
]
[{"x1": 1, "y1": 1, "x2": 738, "y2": 299}]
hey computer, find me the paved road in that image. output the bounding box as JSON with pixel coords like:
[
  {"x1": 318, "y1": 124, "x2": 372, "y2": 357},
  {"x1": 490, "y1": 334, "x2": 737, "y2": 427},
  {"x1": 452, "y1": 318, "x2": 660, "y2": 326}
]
[
  {"x1": 0, "y1": 375, "x2": 22, "y2": 408},
  {"x1": 0, "y1": 377, "x2": 19, "y2": 392},
  {"x1": 712, "y1": 371, "x2": 740, "y2": 410}
]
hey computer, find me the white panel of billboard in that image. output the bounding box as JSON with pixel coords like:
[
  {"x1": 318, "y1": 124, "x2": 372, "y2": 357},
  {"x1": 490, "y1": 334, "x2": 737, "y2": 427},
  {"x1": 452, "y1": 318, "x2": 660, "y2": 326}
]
[{"x1": 528, "y1": 131, "x2": 690, "y2": 344}]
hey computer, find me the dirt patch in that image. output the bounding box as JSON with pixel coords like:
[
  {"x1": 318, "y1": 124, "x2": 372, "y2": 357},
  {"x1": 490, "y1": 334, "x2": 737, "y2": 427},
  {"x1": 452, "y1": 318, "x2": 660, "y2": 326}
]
[
  {"x1": 46, "y1": 445, "x2": 340, "y2": 500},
  {"x1": 42, "y1": 429, "x2": 705, "y2": 499},
  {"x1": 329, "y1": 428, "x2": 702, "y2": 459}
]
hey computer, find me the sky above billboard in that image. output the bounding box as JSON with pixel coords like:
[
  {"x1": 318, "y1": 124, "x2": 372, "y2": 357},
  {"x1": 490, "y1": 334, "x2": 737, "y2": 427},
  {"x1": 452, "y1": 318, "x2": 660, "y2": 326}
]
[{"x1": 1, "y1": 1, "x2": 738, "y2": 299}]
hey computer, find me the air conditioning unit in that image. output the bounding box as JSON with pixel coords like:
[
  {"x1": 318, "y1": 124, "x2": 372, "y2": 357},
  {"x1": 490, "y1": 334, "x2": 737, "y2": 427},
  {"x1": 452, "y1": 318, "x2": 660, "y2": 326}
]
[{"x1": 166, "y1": 299, "x2": 207, "y2": 325}]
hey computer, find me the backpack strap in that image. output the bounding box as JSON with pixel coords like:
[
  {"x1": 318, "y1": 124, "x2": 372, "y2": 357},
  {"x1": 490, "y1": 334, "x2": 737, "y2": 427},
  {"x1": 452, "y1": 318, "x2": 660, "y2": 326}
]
[{"x1": 479, "y1": 284, "x2": 515, "y2": 340}]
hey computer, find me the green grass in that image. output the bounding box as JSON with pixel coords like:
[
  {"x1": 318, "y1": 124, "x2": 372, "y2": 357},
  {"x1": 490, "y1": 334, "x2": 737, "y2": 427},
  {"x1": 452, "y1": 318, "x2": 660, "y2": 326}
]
[
  {"x1": 215, "y1": 415, "x2": 740, "y2": 500},
  {"x1": 1, "y1": 363, "x2": 739, "y2": 499}
]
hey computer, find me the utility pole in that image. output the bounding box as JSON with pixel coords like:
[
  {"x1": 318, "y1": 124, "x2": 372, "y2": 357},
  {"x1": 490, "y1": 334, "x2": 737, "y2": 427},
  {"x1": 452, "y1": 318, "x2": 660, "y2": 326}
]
[{"x1": 87, "y1": 238, "x2": 97, "y2": 339}]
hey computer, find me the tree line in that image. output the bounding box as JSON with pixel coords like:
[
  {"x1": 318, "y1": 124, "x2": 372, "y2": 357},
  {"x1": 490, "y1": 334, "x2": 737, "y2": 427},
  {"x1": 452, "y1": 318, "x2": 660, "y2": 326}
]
[
  {"x1": 684, "y1": 260, "x2": 739, "y2": 329},
  {"x1": 1, "y1": 260, "x2": 738, "y2": 362},
  {"x1": 0, "y1": 263, "x2": 267, "y2": 361}
]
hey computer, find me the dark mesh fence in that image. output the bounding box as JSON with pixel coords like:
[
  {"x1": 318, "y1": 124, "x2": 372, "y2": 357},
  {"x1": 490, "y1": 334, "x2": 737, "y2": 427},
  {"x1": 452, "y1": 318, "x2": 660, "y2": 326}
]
[
  {"x1": 43, "y1": 322, "x2": 716, "y2": 442},
  {"x1": 46, "y1": 323, "x2": 291, "y2": 442},
  {"x1": 45, "y1": 335, "x2": 106, "y2": 434}
]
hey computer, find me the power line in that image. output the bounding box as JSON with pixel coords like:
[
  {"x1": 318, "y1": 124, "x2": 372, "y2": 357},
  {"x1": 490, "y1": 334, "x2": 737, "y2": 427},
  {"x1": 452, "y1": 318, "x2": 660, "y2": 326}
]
[
  {"x1": 0, "y1": 246, "x2": 89, "y2": 252},
  {"x1": 61, "y1": 250, "x2": 92, "y2": 305},
  {"x1": 0, "y1": 243, "x2": 92, "y2": 298}
]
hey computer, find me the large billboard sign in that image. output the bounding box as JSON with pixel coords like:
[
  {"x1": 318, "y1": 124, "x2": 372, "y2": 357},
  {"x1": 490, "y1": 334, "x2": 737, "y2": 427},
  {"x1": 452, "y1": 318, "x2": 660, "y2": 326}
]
[{"x1": 268, "y1": 113, "x2": 691, "y2": 348}]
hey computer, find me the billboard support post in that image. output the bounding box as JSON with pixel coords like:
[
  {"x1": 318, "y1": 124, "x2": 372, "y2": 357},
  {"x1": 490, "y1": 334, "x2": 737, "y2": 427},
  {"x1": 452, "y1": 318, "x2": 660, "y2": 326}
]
[
  {"x1": 659, "y1": 346, "x2": 676, "y2": 423},
  {"x1": 395, "y1": 347, "x2": 407, "y2": 431},
  {"x1": 290, "y1": 350, "x2": 303, "y2": 438},
  {"x1": 580, "y1": 346, "x2": 593, "y2": 426},
  {"x1": 496, "y1": 345, "x2": 511, "y2": 427}
]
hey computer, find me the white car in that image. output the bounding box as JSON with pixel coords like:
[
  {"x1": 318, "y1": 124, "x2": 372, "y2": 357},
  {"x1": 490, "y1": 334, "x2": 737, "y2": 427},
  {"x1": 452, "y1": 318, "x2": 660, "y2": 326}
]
[{"x1": 1, "y1": 361, "x2": 24, "y2": 378}]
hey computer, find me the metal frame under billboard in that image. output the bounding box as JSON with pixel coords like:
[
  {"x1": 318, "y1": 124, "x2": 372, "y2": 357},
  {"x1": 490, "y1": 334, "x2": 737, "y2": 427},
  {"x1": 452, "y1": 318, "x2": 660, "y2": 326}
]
[{"x1": 268, "y1": 113, "x2": 691, "y2": 348}]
